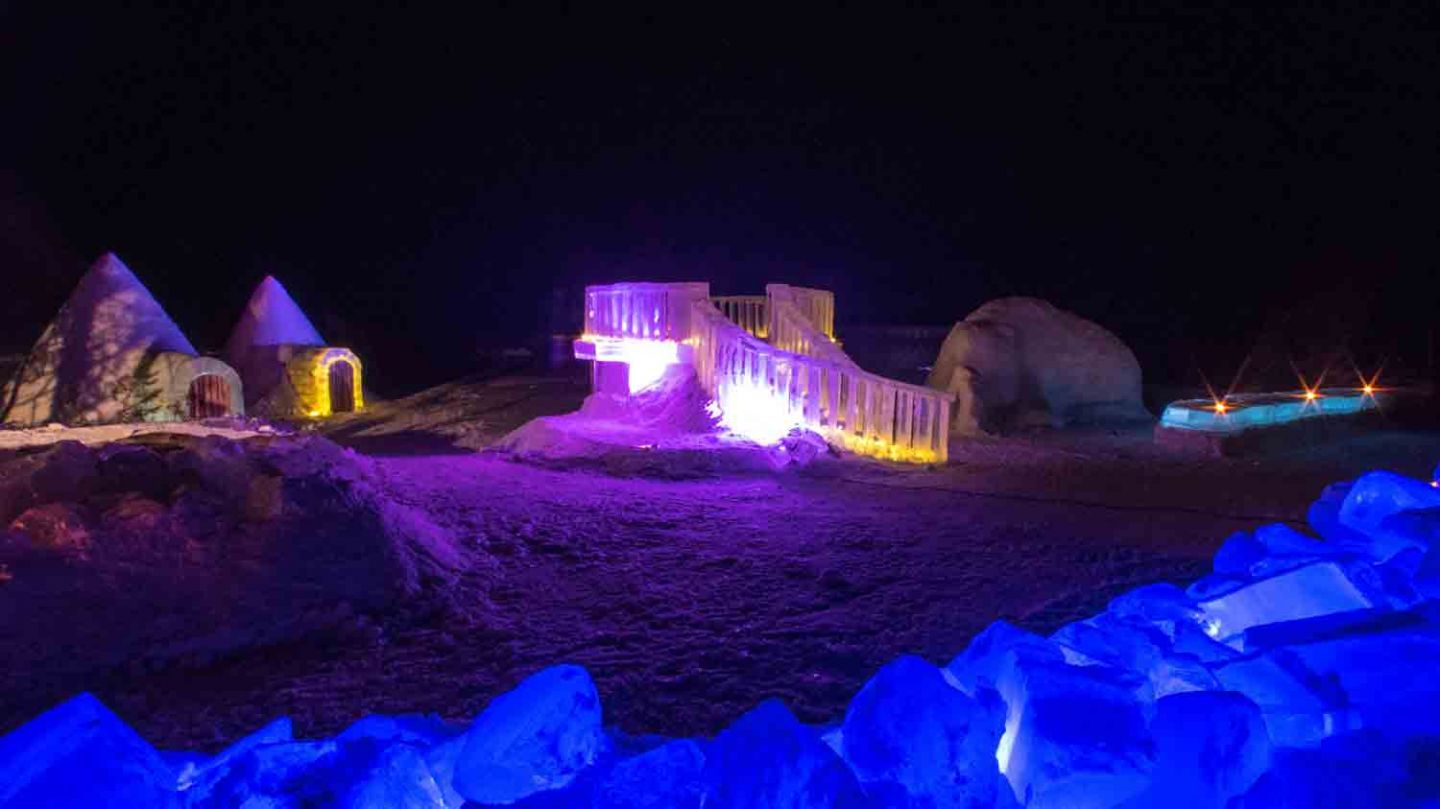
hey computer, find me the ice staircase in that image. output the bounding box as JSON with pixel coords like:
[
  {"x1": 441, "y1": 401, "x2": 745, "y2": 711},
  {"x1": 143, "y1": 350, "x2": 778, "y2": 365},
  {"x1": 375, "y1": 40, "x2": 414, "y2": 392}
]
[{"x1": 574, "y1": 282, "x2": 951, "y2": 463}]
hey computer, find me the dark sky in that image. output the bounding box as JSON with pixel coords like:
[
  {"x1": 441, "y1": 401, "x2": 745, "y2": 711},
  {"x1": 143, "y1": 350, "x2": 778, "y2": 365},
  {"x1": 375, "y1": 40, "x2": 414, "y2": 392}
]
[{"x1": 3, "y1": 5, "x2": 1437, "y2": 391}]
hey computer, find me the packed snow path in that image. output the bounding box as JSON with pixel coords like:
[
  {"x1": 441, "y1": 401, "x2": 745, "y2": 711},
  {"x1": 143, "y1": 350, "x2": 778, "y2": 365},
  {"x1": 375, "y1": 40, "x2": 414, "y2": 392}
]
[{"x1": 64, "y1": 425, "x2": 1440, "y2": 752}]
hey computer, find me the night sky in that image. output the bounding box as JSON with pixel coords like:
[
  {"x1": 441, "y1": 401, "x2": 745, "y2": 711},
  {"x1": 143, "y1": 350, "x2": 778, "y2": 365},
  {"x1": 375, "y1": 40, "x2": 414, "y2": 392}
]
[{"x1": 3, "y1": 5, "x2": 1436, "y2": 392}]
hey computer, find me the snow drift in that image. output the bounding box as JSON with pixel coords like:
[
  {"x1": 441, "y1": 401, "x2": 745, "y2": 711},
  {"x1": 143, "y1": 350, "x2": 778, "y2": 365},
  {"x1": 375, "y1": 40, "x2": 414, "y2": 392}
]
[{"x1": 5, "y1": 462, "x2": 1440, "y2": 804}]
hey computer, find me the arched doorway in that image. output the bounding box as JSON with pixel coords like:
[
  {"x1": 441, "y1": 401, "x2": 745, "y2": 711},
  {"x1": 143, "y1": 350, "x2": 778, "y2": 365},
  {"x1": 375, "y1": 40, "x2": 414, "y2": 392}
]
[
  {"x1": 328, "y1": 360, "x2": 356, "y2": 413},
  {"x1": 187, "y1": 374, "x2": 232, "y2": 419}
]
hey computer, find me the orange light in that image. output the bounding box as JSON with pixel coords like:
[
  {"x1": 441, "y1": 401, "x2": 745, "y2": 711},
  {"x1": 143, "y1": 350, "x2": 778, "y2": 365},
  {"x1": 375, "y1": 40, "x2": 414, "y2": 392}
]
[
  {"x1": 1362, "y1": 384, "x2": 1374, "y2": 395},
  {"x1": 1304, "y1": 389, "x2": 1317, "y2": 401},
  {"x1": 1213, "y1": 401, "x2": 1228, "y2": 414}
]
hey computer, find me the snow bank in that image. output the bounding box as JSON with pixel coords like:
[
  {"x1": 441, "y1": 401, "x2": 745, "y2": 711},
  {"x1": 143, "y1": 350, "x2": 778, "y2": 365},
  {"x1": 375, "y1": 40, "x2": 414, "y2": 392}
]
[
  {"x1": 0, "y1": 433, "x2": 462, "y2": 703},
  {"x1": 4, "y1": 466, "x2": 1440, "y2": 805}
]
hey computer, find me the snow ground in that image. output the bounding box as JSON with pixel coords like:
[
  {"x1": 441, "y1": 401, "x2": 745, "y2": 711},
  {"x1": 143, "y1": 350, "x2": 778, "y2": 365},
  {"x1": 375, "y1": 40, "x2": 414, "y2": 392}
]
[
  {"x1": 46, "y1": 416, "x2": 1440, "y2": 753},
  {"x1": 0, "y1": 419, "x2": 278, "y2": 450}
]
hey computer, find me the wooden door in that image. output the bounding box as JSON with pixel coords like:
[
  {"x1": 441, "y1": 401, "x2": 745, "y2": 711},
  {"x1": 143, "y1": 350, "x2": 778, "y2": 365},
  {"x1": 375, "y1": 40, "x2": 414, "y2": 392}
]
[
  {"x1": 187, "y1": 374, "x2": 231, "y2": 419},
  {"x1": 329, "y1": 361, "x2": 356, "y2": 413}
]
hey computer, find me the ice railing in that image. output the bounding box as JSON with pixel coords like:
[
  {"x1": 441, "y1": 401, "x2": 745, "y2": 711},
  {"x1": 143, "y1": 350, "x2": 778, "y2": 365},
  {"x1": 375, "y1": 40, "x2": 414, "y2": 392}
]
[
  {"x1": 711, "y1": 295, "x2": 769, "y2": 339},
  {"x1": 767, "y1": 283, "x2": 835, "y2": 339},
  {"x1": 583, "y1": 282, "x2": 711, "y2": 342},
  {"x1": 765, "y1": 284, "x2": 851, "y2": 366},
  {"x1": 690, "y1": 298, "x2": 951, "y2": 464}
]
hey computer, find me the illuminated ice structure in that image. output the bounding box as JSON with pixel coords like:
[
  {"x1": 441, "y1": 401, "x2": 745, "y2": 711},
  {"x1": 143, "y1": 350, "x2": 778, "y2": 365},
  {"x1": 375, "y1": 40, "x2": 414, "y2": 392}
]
[
  {"x1": 1160, "y1": 388, "x2": 1383, "y2": 433},
  {"x1": 224, "y1": 276, "x2": 364, "y2": 419},
  {"x1": 573, "y1": 282, "x2": 953, "y2": 462},
  {"x1": 5, "y1": 464, "x2": 1439, "y2": 805}
]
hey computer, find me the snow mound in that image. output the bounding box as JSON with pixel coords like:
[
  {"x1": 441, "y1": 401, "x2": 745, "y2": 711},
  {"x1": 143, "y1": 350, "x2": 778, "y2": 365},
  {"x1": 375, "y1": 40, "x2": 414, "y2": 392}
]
[
  {"x1": 927, "y1": 297, "x2": 1150, "y2": 435},
  {"x1": 495, "y1": 366, "x2": 838, "y2": 476},
  {"x1": 5, "y1": 465, "x2": 1440, "y2": 804},
  {"x1": 0, "y1": 434, "x2": 464, "y2": 708}
]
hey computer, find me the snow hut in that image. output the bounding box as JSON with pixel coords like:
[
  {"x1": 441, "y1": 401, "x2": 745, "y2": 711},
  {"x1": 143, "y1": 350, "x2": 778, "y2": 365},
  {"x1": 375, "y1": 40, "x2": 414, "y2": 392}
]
[
  {"x1": 225, "y1": 276, "x2": 363, "y2": 418},
  {"x1": 1, "y1": 253, "x2": 244, "y2": 425}
]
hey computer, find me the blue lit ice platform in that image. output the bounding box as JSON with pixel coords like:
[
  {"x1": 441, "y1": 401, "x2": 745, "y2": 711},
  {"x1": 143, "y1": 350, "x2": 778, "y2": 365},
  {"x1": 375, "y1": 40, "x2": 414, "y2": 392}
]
[{"x1": 1156, "y1": 388, "x2": 1388, "y2": 455}]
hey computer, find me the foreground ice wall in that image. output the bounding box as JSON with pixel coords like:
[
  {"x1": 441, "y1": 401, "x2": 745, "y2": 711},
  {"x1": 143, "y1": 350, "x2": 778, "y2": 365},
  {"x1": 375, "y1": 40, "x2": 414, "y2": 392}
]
[{"x1": 3, "y1": 467, "x2": 1440, "y2": 807}]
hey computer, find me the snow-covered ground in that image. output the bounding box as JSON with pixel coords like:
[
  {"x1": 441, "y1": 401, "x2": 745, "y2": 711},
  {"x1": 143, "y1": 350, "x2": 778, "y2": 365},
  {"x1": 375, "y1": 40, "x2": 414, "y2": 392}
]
[
  {"x1": 5, "y1": 414, "x2": 1430, "y2": 754},
  {"x1": 5, "y1": 373, "x2": 1440, "y2": 757},
  {"x1": 0, "y1": 418, "x2": 280, "y2": 450}
]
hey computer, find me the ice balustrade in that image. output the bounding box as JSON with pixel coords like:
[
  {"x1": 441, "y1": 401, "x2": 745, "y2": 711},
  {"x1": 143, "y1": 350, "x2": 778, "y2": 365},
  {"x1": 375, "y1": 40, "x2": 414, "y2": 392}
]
[
  {"x1": 711, "y1": 295, "x2": 769, "y2": 339},
  {"x1": 583, "y1": 282, "x2": 710, "y2": 342},
  {"x1": 690, "y1": 299, "x2": 951, "y2": 463},
  {"x1": 765, "y1": 284, "x2": 852, "y2": 366},
  {"x1": 581, "y1": 281, "x2": 951, "y2": 463}
]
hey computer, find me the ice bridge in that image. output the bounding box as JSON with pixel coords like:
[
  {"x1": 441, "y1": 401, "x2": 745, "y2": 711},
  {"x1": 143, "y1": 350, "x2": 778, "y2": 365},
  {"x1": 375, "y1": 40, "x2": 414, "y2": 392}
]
[{"x1": 574, "y1": 282, "x2": 952, "y2": 463}]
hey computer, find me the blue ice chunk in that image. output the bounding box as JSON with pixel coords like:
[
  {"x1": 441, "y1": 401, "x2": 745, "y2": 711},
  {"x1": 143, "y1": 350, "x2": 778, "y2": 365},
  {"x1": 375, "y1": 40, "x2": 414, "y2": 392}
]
[
  {"x1": 1195, "y1": 561, "x2": 1383, "y2": 644},
  {"x1": 1123, "y1": 691, "x2": 1270, "y2": 808},
  {"x1": 591, "y1": 739, "x2": 705, "y2": 809},
  {"x1": 0, "y1": 692, "x2": 179, "y2": 807},
  {"x1": 1167, "y1": 619, "x2": 1242, "y2": 664},
  {"x1": 990, "y1": 650, "x2": 1155, "y2": 809},
  {"x1": 1105, "y1": 582, "x2": 1200, "y2": 626},
  {"x1": 1051, "y1": 618, "x2": 1214, "y2": 698},
  {"x1": 840, "y1": 655, "x2": 1014, "y2": 807},
  {"x1": 700, "y1": 699, "x2": 868, "y2": 808},
  {"x1": 1229, "y1": 730, "x2": 1429, "y2": 808},
  {"x1": 336, "y1": 714, "x2": 460, "y2": 748},
  {"x1": 328, "y1": 741, "x2": 447, "y2": 808},
  {"x1": 1214, "y1": 530, "x2": 1268, "y2": 577},
  {"x1": 452, "y1": 664, "x2": 606, "y2": 804},
  {"x1": 1247, "y1": 523, "x2": 1354, "y2": 577},
  {"x1": 1210, "y1": 653, "x2": 1342, "y2": 748},
  {"x1": 944, "y1": 620, "x2": 1064, "y2": 697},
  {"x1": 1337, "y1": 471, "x2": 1440, "y2": 560},
  {"x1": 1307, "y1": 480, "x2": 1374, "y2": 546},
  {"x1": 178, "y1": 716, "x2": 292, "y2": 797},
  {"x1": 1185, "y1": 572, "x2": 1245, "y2": 601},
  {"x1": 422, "y1": 736, "x2": 466, "y2": 809},
  {"x1": 186, "y1": 740, "x2": 334, "y2": 806},
  {"x1": 1275, "y1": 628, "x2": 1440, "y2": 739},
  {"x1": 194, "y1": 738, "x2": 447, "y2": 807}
]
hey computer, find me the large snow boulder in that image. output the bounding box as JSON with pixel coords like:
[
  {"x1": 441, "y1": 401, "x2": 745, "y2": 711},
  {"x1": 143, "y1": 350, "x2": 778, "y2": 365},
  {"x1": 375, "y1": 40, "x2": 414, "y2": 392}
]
[
  {"x1": 925, "y1": 297, "x2": 1148, "y2": 435},
  {"x1": 452, "y1": 664, "x2": 607, "y2": 804},
  {"x1": 700, "y1": 698, "x2": 869, "y2": 808},
  {"x1": 0, "y1": 692, "x2": 180, "y2": 807},
  {"x1": 840, "y1": 655, "x2": 1014, "y2": 807}
]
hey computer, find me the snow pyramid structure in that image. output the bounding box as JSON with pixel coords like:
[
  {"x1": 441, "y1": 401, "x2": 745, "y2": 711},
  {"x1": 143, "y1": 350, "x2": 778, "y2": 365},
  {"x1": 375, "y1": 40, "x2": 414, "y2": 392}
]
[
  {"x1": 2, "y1": 253, "x2": 242, "y2": 425},
  {"x1": 224, "y1": 275, "x2": 325, "y2": 357},
  {"x1": 225, "y1": 275, "x2": 363, "y2": 418}
]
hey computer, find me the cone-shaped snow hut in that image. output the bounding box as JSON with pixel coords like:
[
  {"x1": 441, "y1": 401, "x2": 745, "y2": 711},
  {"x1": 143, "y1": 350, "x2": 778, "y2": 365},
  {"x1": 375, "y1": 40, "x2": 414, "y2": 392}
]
[
  {"x1": 2, "y1": 253, "x2": 244, "y2": 425},
  {"x1": 225, "y1": 276, "x2": 363, "y2": 418}
]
